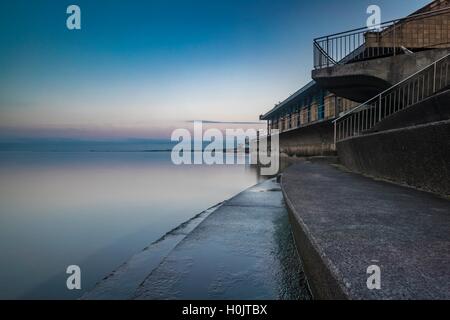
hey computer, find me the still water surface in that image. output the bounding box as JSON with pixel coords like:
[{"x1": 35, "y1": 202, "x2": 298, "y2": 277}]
[{"x1": 0, "y1": 151, "x2": 262, "y2": 299}]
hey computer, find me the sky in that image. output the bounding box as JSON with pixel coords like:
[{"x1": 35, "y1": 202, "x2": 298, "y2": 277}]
[{"x1": 0, "y1": 0, "x2": 430, "y2": 140}]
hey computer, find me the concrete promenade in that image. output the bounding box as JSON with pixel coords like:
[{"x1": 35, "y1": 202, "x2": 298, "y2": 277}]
[
  {"x1": 282, "y1": 159, "x2": 450, "y2": 299},
  {"x1": 85, "y1": 178, "x2": 309, "y2": 300}
]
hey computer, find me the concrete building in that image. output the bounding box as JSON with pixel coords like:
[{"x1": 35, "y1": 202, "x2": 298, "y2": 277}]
[
  {"x1": 259, "y1": 81, "x2": 358, "y2": 156},
  {"x1": 261, "y1": 0, "x2": 449, "y2": 195},
  {"x1": 312, "y1": 0, "x2": 450, "y2": 102},
  {"x1": 312, "y1": 0, "x2": 450, "y2": 196}
]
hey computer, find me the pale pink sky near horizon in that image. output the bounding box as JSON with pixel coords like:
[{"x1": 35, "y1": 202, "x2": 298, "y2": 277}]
[
  {"x1": 0, "y1": 121, "x2": 266, "y2": 140},
  {"x1": 0, "y1": 0, "x2": 430, "y2": 140},
  {"x1": 0, "y1": 53, "x2": 293, "y2": 140}
]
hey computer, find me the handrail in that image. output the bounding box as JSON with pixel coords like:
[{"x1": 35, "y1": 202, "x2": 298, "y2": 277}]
[
  {"x1": 334, "y1": 53, "x2": 450, "y2": 143},
  {"x1": 314, "y1": 6, "x2": 450, "y2": 42},
  {"x1": 333, "y1": 53, "x2": 450, "y2": 123},
  {"x1": 313, "y1": 6, "x2": 450, "y2": 69}
]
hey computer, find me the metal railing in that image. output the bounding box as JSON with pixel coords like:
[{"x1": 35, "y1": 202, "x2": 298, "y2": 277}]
[
  {"x1": 334, "y1": 54, "x2": 450, "y2": 143},
  {"x1": 314, "y1": 7, "x2": 450, "y2": 69}
]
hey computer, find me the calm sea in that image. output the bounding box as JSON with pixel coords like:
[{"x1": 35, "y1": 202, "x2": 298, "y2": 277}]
[{"x1": 0, "y1": 141, "x2": 263, "y2": 299}]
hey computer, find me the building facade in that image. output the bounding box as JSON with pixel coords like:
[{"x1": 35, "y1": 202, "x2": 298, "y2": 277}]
[{"x1": 260, "y1": 81, "x2": 357, "y2": 156}]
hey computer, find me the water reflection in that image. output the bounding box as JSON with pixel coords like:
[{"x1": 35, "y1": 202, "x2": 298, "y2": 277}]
[{"x1": 0, "y1": 151, "x2": 263, "y2": 299}]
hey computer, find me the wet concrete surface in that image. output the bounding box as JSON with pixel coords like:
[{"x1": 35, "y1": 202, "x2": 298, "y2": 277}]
[
  {"x1": 282, "y1": 160, "x2": 450, "y2": 299},
  {"x1": 83, "y1": 204, "x2": 221, "y2": 299},
  {"x1": 134, "y1": 178, "x2": 309, "y2": 300},
  {"x1": 85, "y1": 178, "x2": 310, "y2": 300}
]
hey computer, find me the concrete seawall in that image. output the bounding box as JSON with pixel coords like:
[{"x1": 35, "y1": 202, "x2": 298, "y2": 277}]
[
  {"x1": 281, "y1": 159, "x2": 450, "y2": 299},
  {"x1": 84, "y1": 178, "x2": 310, "y2": 300},
  {"x1": 84, "y1": 159, "x2": 450, "y2": 300},
  {"x1": 337, "y1": 119, "x2": 450, "y2": 197},
  {"x1": 279, "y1": 120, "x2": 336, "y2": 157}
]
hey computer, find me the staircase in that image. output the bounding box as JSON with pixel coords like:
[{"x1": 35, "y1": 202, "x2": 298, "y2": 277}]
[
  {"x1": 333, "y1": 53, "x2": 450, "y2": 143},
  {"x1": 314, "y1": 6, "x2": 450, "y2": 69}
]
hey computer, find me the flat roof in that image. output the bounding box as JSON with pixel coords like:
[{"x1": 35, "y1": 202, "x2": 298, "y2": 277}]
[{"x1": 260, "y1": 80, "x2": 318, "y2": 120}]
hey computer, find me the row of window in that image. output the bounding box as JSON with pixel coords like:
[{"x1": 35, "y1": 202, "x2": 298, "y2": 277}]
[{"x1": 269, "y1": 103, "x2": 326, "y2": 132}]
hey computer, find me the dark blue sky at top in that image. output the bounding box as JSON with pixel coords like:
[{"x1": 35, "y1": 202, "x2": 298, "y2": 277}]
[{"x1": 0, "y1": 0, "x2": 430, "y2": 139}]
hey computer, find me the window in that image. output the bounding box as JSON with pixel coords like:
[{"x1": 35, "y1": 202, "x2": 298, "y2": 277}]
[{"x1": 318, "y1": 104, "x2": 324, "y2": 120}]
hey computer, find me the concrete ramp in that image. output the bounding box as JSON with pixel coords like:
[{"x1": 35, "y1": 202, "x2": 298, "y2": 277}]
[
  {"x1": 134, "y1": 178, "x2": 309, "y2": 300},
  {"x1": 84, "y1": 179, "x2": 310, "y2": 300}
]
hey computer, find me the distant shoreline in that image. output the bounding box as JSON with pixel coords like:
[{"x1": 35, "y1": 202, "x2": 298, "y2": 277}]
[{"x1": 0, "y1": 149, "x2": 250, "y2": 153}]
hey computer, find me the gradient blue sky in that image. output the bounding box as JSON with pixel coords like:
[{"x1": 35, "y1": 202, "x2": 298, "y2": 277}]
[{"x1": 0, "y1": 0, "x2": 429, "y2": 139}]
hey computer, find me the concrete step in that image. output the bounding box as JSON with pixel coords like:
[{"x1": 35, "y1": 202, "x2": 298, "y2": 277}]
[
  {"x1": 282, "y1": 160, "x2": 450, "y2": 299},
  {"x1": 133, "y1": 178, "x2": 310, "y2": 300}
]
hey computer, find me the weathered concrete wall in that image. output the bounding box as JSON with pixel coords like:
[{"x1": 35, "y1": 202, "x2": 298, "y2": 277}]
[
  {"x1": 279, "y1": 120, "x2": 336, "y2": 157},
  {"x1": 313, "y1": 48, "x2": 450, "y2": 102},
  {"x1": 337, "y1": 120, "x2": 450, "y2": 196}
]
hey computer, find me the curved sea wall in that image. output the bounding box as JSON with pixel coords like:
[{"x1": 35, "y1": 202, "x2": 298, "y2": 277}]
[
  {"x1": 337, "y1": 119, "x2": 450, "y2": 197},
  {"x1": 84, "y1": 178, "x2": 310, "y2": 300}
]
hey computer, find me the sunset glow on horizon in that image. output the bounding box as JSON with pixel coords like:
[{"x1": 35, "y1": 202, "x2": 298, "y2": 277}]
[{"x1": 0, "y1": 0, "x2": 429, "y2": 141}]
